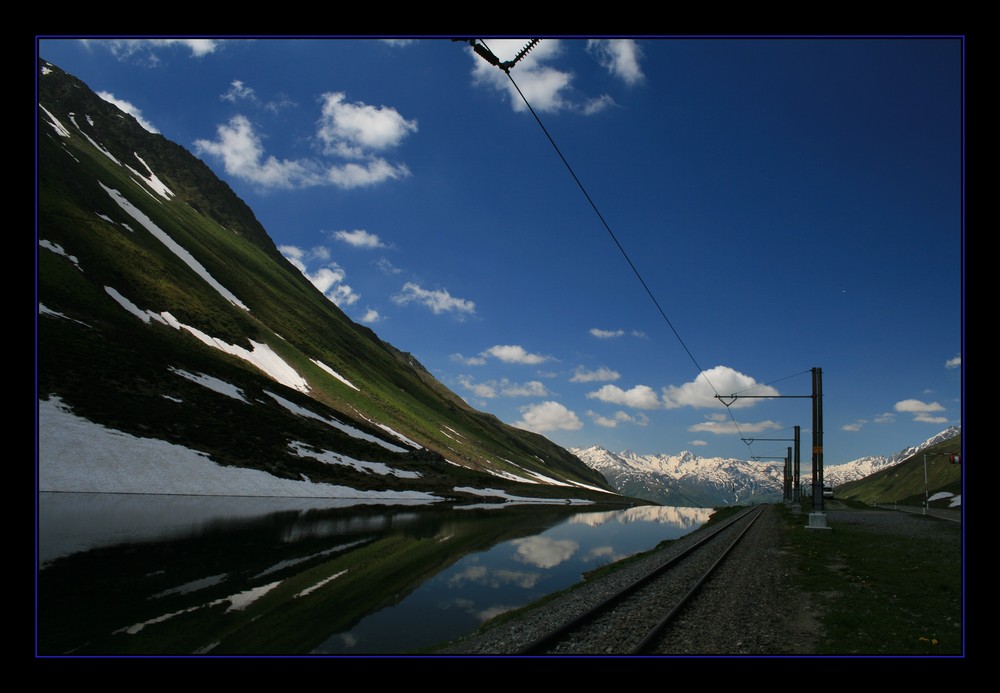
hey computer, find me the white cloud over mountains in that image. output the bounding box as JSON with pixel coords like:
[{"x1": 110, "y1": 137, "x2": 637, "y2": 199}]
[
  {"x1": 687, "y1": 415, "x2": 782, "y2": 436},
  {"x1": 391, "y1": 282, "x2": 476, "y2": 317},
  {"x1": 193, "y1": 112, "x2": 412, "y2": 191},
  {"x1": 587, "y1": 384, "x2": 660, "y2": 410},
  {"x1": 588, "y1": 410, "x2": 649, "y2": 429},
  {"x1": 458, "y1": 376, "x2": 549, "y2": 399},
  {"x1": 317, "y1": 92, "x2": 417, "y2": 157},
  {"x1": 279, "y1": 245, "x2": 359, "y2": 307},
  {"x1": 483, "y1": 345, "x2": 550, "y2": 365},
  {"x1": 662, "y1": 366, "x2": 780, "y2": 410},
  {"x1": 894, "y1": 398, "x2": 948, "y2": 424},
  {"x1": 513, "y1": 401, "x2": 583, "y2": 432},
  {"x1": 332, "y1": 229, "x2": 386, "y2": 249}
]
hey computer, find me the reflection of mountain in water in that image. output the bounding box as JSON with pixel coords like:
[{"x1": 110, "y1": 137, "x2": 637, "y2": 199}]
[{"x1": 567, "y1": 505, "x2": 715, "y2": 529}]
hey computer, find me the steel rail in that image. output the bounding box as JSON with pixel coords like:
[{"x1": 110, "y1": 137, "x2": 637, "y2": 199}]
[{"x1": 516, "y1": 504, "x2": 766, "y2": 655}]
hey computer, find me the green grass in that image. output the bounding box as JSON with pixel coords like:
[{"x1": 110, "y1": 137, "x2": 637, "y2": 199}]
[{"x1": 779, "y1": 500, "x2": 962, "y2": 656}]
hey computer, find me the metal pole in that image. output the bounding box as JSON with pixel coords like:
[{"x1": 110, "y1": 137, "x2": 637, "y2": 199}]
[
  {"x1": 786, "y1": 447, "x2": 792, "y2": 502},
  {"x1": 817, "y1": 368, "x2": 824, "y2": 511},
  {"x1": 923, "y1": 453, "x2": 929, "y2": 515},
  {"x1": 811, "y1": 368, "x2": 821, "y2": 511},
  {"x1": 793, "y1": 425, "x2": 801, "y2": 504}
]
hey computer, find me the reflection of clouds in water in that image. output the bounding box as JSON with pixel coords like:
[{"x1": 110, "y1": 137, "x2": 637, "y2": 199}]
[
  {"x1": 448, "y1": 565, "x2": 488, "y2": 586},
  {"x1": 448, "y1": 565, "x2": 540, "y2": 589},
  {"x1": 512, "y1": 536, "x2": 579, "y2": 568},
  {"x1": 339, "y1": 633, "x2": 358, "y2": 648},
  {"x1": 449, "y1": 596, "x2": 513, "y2": 624},
  {"x1": 569, "y1": 505, "x2": 714, "y2": 528},
  {"x1": 475, "y1": 604, "x2": 517, "y2": 623},
  {"x1": 583, "y1": 545, "x2": 627, "y2": 564},
  {"x1": 494, "y1": 569, "x2": 541, "y2": 588}
]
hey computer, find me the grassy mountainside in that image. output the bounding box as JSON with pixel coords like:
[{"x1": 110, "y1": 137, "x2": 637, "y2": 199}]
[
  {"x1": 832, "y1": 434, "x2": 962, "y2": 507},
  {"x1": 37, "y1": 57, "x2": 619, "y2": 502}
]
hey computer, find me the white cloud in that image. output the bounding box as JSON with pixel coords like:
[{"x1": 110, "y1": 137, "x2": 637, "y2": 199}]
[
  {"x1": 582, "y1": 94, "x2": 615, "y2": 115},
  {"x1": 461, "y1": 376, "x2": 548, "y2": 400},
  {"x1": 689, "y1": 440, "x2": 708, "y2": 447},
  {"x1": 309, "y1": 266, "x2": 360, "y2": 307},
  {"x1": 483, "y1": 345, "x2": 549, "y2": 365},
  {"x1": 193, "y1": 115, "x2": 320, "y2": 189},
  {"x1": 513, "y1": 401, "x2": 583, "y2": 432},
  {"x1": 392, "y1": 282, "x2": 475, "y2": 317},
  {"x1": 586, "y1": 384, "x2": 660, "y2": 410},
  {"x1": 222, "y1": 80, "x2": 256, "y2": 103},
  {"x1": 895, "y1": 399, "x2": 948, "y2": 424},
  {"x1": 842, "y1": 423, "x2": 863, "y2": 432},
  {"x1": 588, "y1": 410, "x2": 648, "y2": 428},
  {"x1": 325, "y1": 159, "x2": 412, "y2": 189},
  {"x1": 587, "y1": 39, "x2": 644, "y2": 86},
  {"x1": 377, "y1": 258, "x2": 401, "y2": 274},
  {"x1": 96, "y1": 92, "x2": 159, "y2": 134},
  {"x1": 359, "y1": 308, "x2": 380, "y2": 324},
  {"x1": 279, "y1": 245, "x2": 359, "y2": 307},
  {"x1": 570, "y1": 366, "x2": 620, "y2": 383},
  {"x1": 193, "y1": 108, "x2": 412, "y2": 191},
  {"x1": 589, "y1": 328, "x2": 624, "y2": 339},
  {"x1": 332, "y1": 229, "x2": 385, "y2": 249},
  {"x1": 662, "y1": 366, "x2": 779, "y2": 409},
  {"x1": 502, "y1": 380, "x2": 549, "y2": 397},
  {"x1": 469, "y1": 39, "x2": 640, "y2": 116},
  {"x1": 946, "y1": 355, "x2": 961, "y2": 369},
  {"x1": 451, "y1": 353, "x2": 487, "y2": 366},
  {"x1": 688, "y1": 419, "x2": 783, "y2": 435},
  {"x1": 894, "y1": 399, "x2": 945, "y2": 414},
  {"x1": 317, "y1": 92, "x2": 417, "y2": 158},
  {"x1": 220, "y1": 79, "x2": 294, "y2": 114},
  {"x1": 458, "y1": 376, "x2": 498, "y2": 399},
  {"x1": 87, "y1": 38, "x2": 222, "y2": 61},
  {"x1": 470, "y1": 39, "x2": 574, "y2": 114}
]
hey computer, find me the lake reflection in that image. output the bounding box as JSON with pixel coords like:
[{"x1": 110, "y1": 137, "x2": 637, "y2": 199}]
[{"x1": 37, "y1": 493, "x2": 712, "y2": 656}]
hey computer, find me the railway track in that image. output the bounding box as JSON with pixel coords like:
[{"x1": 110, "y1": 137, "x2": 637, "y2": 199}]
[{"x1": 516, "y1": 504, "x2": 768, "y2": 655}]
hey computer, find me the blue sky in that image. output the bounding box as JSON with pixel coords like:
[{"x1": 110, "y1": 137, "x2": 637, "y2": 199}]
[{"x1": 35, "y1": 36, "x2": 964, "y2": 465}]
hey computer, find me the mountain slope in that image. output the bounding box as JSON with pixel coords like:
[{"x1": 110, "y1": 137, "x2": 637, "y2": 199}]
[
  {"x1": 36, "y1": 58, "x2": 618, "y2": 504},
  {"x1": 831, "y1": 432, "x2": 962, "y2": 506}
]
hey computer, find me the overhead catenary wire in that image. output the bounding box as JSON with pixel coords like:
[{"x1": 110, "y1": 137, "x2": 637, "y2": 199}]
[
  {"x1": 480, "y1": 43, "x2": 709, "y2": 373},
  {"x1": 474, "y1": 39, "x2": 742, "y2": 431}
]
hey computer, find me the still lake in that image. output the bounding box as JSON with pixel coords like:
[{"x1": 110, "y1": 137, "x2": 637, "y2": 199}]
[{"x1": 37, "y1": 492, "x2": 713, "y2": 656}]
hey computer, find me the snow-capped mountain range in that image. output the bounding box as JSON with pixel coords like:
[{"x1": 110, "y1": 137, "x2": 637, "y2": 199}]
[{"x1": 570, "y1": 425, "x2": 961, "y2": 507}]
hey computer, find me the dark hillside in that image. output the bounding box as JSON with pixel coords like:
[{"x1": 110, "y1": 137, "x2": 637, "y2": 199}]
[
  {"x1": 37, "y1": 57, "x2": 618, "y2": 502},
  {"x1": 833, "y1": 434, "x2": 962, "y2": 507}
]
